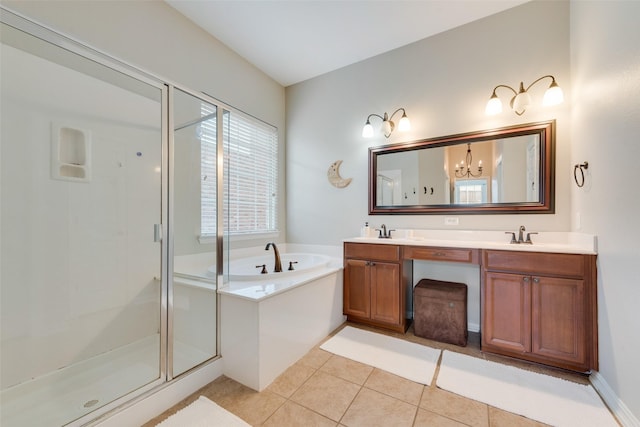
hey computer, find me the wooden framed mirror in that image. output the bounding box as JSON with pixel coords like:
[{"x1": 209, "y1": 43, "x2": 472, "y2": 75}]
[{"x1": 369, "y1": 120, "x2": 555, "y2": 214}]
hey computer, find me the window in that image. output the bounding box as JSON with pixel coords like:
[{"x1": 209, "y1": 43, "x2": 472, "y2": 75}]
[
  {"x1": 454, "y1": 179, "x2": 487, "y2": 204},
  {"x1": 200, "y1": 105, "x2": 278, "y2": 238}
]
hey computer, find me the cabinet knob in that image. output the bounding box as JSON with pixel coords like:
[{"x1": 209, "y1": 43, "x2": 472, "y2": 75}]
[
  {"x1": 533, "y1": 277, "x2": 540, "y2": 283},
  {"x1": 523, "y1": 277, "x2": 530, "y2": 283}
]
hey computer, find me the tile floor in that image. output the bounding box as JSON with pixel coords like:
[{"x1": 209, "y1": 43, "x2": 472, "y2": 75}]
[{"x1": 143, "y1": 322, "x2": 601, "y2": 427}]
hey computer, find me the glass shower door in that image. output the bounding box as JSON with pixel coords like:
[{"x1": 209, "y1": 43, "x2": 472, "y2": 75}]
[
  {"x1": 1, "y1": 19, "x2": 165, "y2": 426},
  {"x1": 170, "y1": 88, "x2": 219, "y2": 377}
]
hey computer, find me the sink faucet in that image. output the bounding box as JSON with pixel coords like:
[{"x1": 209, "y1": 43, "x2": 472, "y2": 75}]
[
  {"x1": 375, "y1": 224, "x2": 395, "y2": 239},
  {"x1": 518, "y1": 226, "x2": 526, "y2": 244},
  {"x1": 506, "y1": 226, "x2": 537, "y2": 244},
  {"x1": 265, "y1": 242, "x2": 282, "y2": 273}
]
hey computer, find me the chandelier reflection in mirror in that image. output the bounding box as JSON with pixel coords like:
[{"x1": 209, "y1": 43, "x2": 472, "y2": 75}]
[
  {"x1": 362, "y1": 108, "x2": 410, "y2": 138},
  {"x1": 455, "y1": 143, "x2": 483, "y2": 178},
  {"x1": 485, "y1": 75, "x2": 564, "y2": 116}
]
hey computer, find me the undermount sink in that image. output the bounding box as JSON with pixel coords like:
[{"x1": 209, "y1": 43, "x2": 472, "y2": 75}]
[{"x1": 351, "y1": 229, "x2": 597, "y2": 254}]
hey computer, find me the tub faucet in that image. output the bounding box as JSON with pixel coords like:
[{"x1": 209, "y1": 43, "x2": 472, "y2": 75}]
[{"x1": 265, "y1": 242, "x2": 283, "y2": 273}]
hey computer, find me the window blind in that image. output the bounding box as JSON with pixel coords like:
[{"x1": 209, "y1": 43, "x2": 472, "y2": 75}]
[{"x1": 200, "y1": 105, "x2": 278, "y2": 237}]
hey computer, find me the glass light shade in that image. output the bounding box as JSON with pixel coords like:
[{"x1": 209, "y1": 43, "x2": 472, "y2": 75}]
[
  {"x1": 362, "y1": 122, "x2": 373, "y2": 138},
  {"x1": 543, "y1": 82, "x2": 564, "y2": 106},
  {"x1": 512, "y1": 90, "x2": 532, "y2": 114},
  {"x1": 398, "y1": 115, "x2": 411, "y2": 132},
  {"x1": 381, "y1": 120, "x2": 392, "y2": 137},
  {"x1": 485, "y1": 95, "x2": 502, "y2": 115}
]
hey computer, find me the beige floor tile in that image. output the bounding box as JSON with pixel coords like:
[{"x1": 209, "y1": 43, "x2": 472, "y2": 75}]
[
  {"x1": 299, "y1": 347, "x2": 333, "y2": 369},
  {"x1": 222, "y1": 390, "x2": 286, "y2": 426},
  {"x1": 420, "y1": 387, "x2": 489, "y2": 427},
  {"x1": 364, "y1": 368, "x2": 424, "y2": 405},
  {"x1": 488, "y1": 406, "x2": 550, "y2": 427},
  {"x1": 320, "y1": 355, "x2": 374, "y2": 385},
  {"x1": 290, "y1": 371, "x2": 360, "y2": 421},
  {"x1": 340, "y1": 387, "x2": 417, "y2": 427},
  {"x1": 199, "y1": 375, "x2": 254, "y2": 408},
  {"x1": 267, "y1": 362, "x2": 317, "y2": 398},
  {"x1": 413, "y1": 408, "x2": 469, "y2": 427},
  {"x1": 263, "y1": 400, "x2": 338, "y2": 427},
  {"x1": 198, "y1": 377, "x2": 285, "y2": 426},
  {"x1": 148, "y1": 323, "x2": 594, "y2": 427}
]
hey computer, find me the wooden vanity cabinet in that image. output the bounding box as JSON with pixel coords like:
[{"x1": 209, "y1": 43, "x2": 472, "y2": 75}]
[
  {"x1": 481, "y1": 250, "x2": 598, "y2": 373},
  {"x1": 343, "y1": 243, "x2": 412, "y2": 332}
]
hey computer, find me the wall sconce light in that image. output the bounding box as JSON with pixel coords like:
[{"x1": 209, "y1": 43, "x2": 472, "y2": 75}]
[
  {"x1": 455, "y1": 143, "x2": 483, "y2": 178},
  {"x1": 485, "y1": 75, "x2": 564, "y2": 116},
  {"x1": 362, "y1": 108, "x2": 410, "y2": 138}
]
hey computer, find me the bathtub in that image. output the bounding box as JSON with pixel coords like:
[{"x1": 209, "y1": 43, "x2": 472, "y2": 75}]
[
  {"x1": 218, "y1": 253, "x2": 337, "y2": 300},
  {"x1": 211, "y1": 252, "x2": 331, "y2": 281},
  {"x1": 216, "y1": 244, "x2": 345, "y2": 391},
  {"x1": 174, "y1": 246, "x2": 342, "y2": 301}
]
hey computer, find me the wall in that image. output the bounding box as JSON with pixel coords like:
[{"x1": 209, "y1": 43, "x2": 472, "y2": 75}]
[
  {"x1": 286, "y1": 1, "x2": 570, "y2": 245},
  {"x1": 2, "y1": 0, "x2": 287, "y2": 247},
  {"x1": 570, "y1": 1, "x2": 640, "y2": 424},
  {"x1": 286, "y1": 0, "x2": 640, "y2": 423}
]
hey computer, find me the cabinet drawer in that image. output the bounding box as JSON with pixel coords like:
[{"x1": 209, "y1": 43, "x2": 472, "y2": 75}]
[
  {"x1": 483, "y1": 250, "x2": 585, "y2": 277},
  {"x1": 404, "y1": 246, "x2": 479, "y2": 264},
  {"x1": 344, "y1": 242, "x2": 400, "y2": 262}
]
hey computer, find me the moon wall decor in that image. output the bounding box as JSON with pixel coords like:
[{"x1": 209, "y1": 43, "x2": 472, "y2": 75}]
[{"x1": 327, "y1": 160, "x2": 352, "y2": 188}]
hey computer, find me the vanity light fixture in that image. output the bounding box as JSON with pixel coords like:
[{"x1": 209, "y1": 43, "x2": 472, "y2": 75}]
[
  {"x1": 485, "y1": 75, "x2": 564, "y2": 116},
  {"x1": 455, "y1": 143, "x2": 483, "y2": 178},
  {"x1": 362, "y1": 108, "x2": 410, "y2": 138}
]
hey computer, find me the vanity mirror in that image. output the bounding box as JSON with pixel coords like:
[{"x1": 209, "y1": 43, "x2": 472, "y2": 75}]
[{"x1": 369, "y1": 120, "x2": 555, "y2": 214}]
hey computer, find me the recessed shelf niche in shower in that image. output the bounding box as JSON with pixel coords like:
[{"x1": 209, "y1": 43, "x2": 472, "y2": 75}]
[{"x1": 51, "y1": 123, "x2": 92, "y2": 182}]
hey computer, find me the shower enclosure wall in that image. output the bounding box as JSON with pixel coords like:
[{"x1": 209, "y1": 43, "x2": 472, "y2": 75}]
[{"x1": 1, "y1": 9, "x2": 227, "y2": 426}]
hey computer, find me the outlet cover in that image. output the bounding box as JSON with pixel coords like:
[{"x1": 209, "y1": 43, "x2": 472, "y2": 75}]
[{"x1": 444, "y1": 217, "x2": 459, "y2": 226}]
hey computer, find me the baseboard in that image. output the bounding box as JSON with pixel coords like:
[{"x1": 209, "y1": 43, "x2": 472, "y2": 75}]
[{"x1": 590, "y1": 370, "x2": 640, "y2": 427}]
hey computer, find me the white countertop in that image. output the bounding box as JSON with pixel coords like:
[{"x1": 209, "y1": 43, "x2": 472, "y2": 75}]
[{"x1": 344, "y1": 229, "x2": 597, "y2": 255}]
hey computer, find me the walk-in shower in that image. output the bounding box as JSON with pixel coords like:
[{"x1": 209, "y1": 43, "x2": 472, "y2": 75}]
[{"x1": 1, "y1": 9, "x2": 222, "y2": 426}]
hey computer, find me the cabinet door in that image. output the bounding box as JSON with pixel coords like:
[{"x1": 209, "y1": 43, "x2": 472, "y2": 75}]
[
  {"x1": 344, "y1": 258, "x2": 370, "y2": 318},
  {"x1": 370, "y1": 261, "x2": 401, "y2": 325},
  {"x1": 483, "y1": 271, "x2": 531, "y2": 353},
  {"x1": 532, "y1": 276, "x2": 586, "y2": 365}
]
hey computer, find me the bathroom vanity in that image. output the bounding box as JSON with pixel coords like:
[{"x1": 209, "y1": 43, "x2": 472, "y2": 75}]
[{"x1": 343, "y1": 230, "x2": 598, "y2": 373}]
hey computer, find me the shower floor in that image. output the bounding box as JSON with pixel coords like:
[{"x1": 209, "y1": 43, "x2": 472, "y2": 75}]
[{"x1": 0, "y1": 335, "x2": 212, "y2": 426}]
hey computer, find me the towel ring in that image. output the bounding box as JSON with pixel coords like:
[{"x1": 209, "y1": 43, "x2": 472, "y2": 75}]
[{"x1": 574, "y1": 162, "x2": 589, "y2": 188}]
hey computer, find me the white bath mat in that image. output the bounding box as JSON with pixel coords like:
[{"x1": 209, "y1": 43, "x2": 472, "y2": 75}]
[
  {"x1": 437, "y1": 350, "x2": 618, "y2": 427},
  {"x1": 320, "y1": 326, "x2": 441, "y2": 385},
  {"x1": 155, "y1": 396, "x2": 250, "y2": 427}
]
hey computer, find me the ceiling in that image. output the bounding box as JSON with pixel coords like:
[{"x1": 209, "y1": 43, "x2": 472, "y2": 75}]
[{"x1": 165, "y1": 0, "x2": 529, "y2": 87}]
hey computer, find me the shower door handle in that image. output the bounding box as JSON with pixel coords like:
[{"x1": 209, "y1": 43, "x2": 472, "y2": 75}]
[{"x1": 154, "y1": 224, "x2": 163, "y2": 242}]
